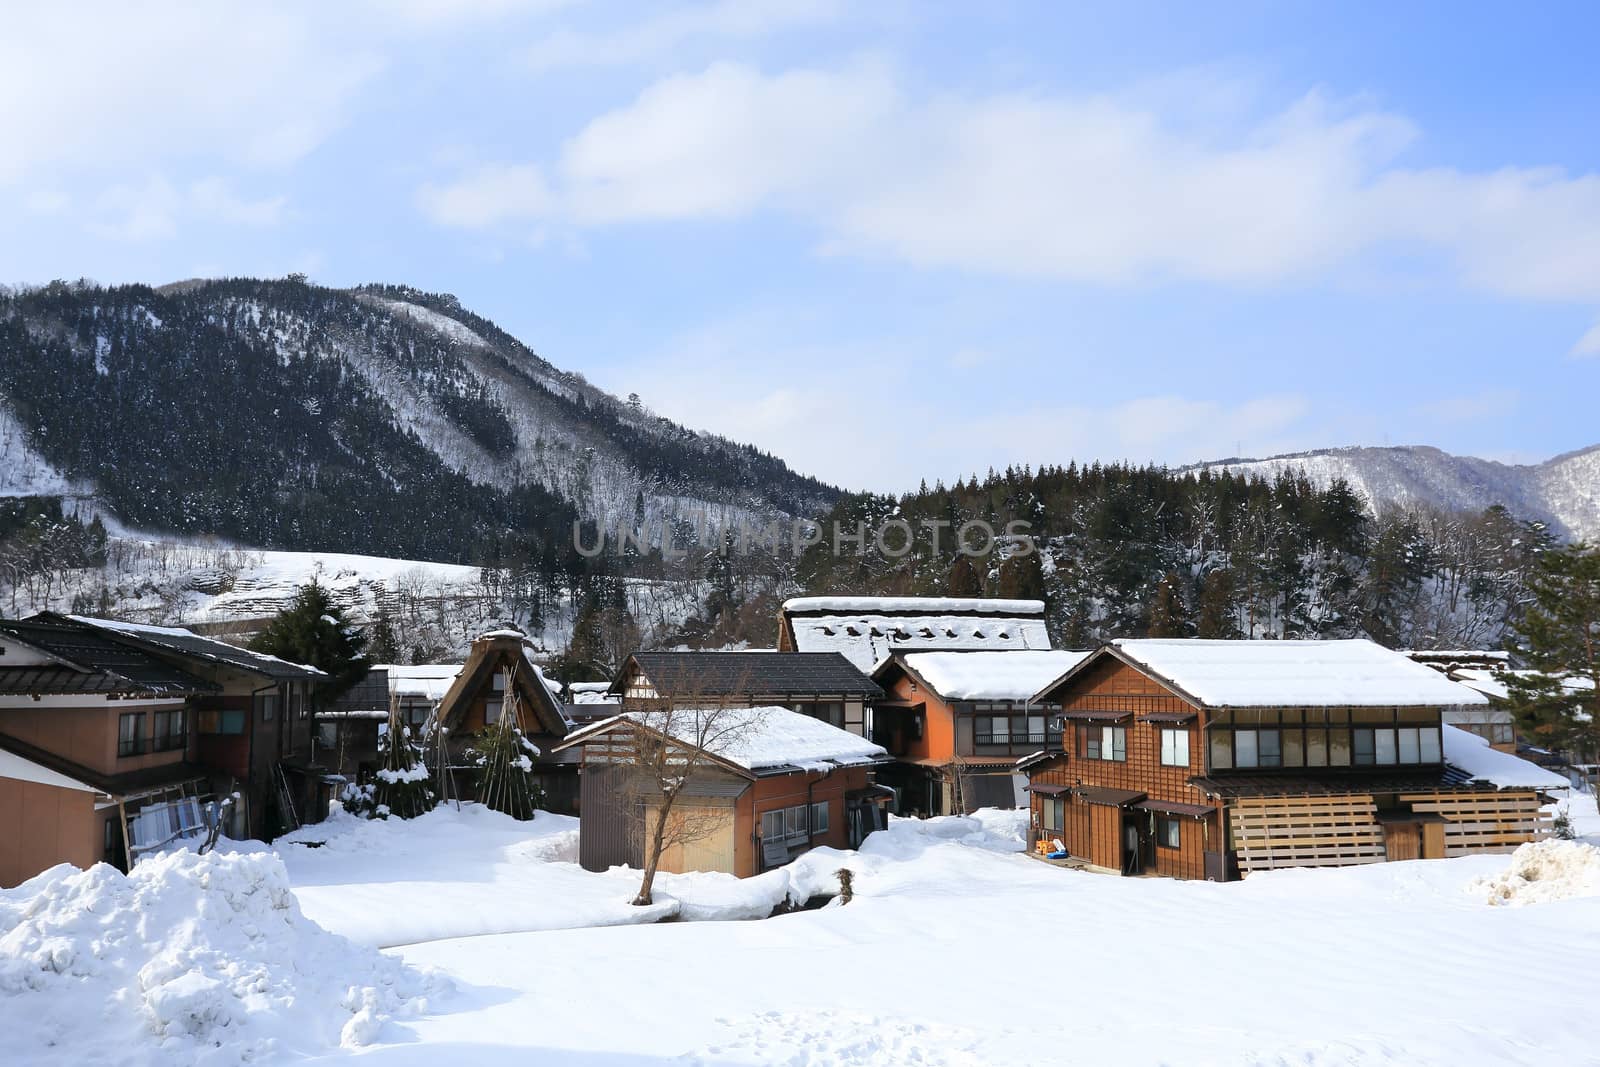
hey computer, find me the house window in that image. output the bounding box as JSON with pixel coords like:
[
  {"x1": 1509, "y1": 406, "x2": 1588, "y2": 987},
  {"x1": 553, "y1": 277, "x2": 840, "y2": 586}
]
[
  {"x1": 977, "y1": 716, "x2": 1010, "y2": 745},
  {"x1": 810, "y1": 801, "x2": 830, "y2": 835},
  {"x1": 795, "y1": 702, "x2": 843, "y2": 727},
  {"x1": 485, "y1": 698, "x2": 502, "y2": 725},
  {"x1": 1374, "y1": 728, "x2": 1398, "y2": 765},
  {"x1": 1489, "y1": 723, "x2": 1513, "y2": 746},
  {"x1": 1046, "y1": 715, "x2": 1063, "y2": 746},
  {"x1": 1159, "y1": 728, "x2": 1189, "y2": 767},
  {"x1": 1352, "y1": 729, "x2": 1375, "y2": 765},
  {"x1": 198, "y1": 708, "x2": 246, "y2": 735},
  {"x1": 152, "y1": 709, "x2": 185, "y2": 752},
  {"x1": 291, "y1": 687, "x2": 308, "y2": 720},
  {"x1": 784, "y1": 805, "x2": 808, "y2": 841},
  {"x1": 1210, "y1": 729, "x2": 1233, "y2": 770},
  {"x1": 1098, "y1": 725, "x2": 1126, "y2": 761},
  {"x1": 1157, "y1": 816, "x2": 1181, "y2": 850},
  {"x1": 258, "y1": 694, "x2": 277, "y2": 722},
  {"x1": 117, "y1": 712, "x2": 145, "y2": 757},
  {"x1": 1235, "y1": 729, "x2": 1259, "y2": 768},
  {"x1": 492, "y1": 670, "x2": 506, "y2": 692},
  {"x1": 1025, "y1": 715, "x2": 1046, "y2": 745},
  {"x1": 1397, "y1": 727, "x2": 1420, "y2": 763},
  {"x1": 1420, "y1": 727, "x2": 1442, "y2": 762},
  {"x1": 760, "y1": 809, "x2": 785, "y2": 842},
  {"x1": 1040, "y1": 796, "x2": 1063, "y2": 832}
]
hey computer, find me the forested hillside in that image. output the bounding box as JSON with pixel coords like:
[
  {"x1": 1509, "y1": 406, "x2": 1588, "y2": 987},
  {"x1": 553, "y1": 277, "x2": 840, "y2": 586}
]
[
  {"x1": 795, "y1": 463, "x2": 1556, "y2": 651},
  {"x1": 0, "y1": 278, "x2": 835, "y2": 569}
]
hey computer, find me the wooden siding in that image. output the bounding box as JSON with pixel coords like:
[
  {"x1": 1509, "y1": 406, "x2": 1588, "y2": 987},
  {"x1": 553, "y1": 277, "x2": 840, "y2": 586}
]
[
  {"x1": 0, "y1": 776, "x2": 99, "y2": 888},
  {"x1": 1229, "y1": 795, "x2": 1387, "y2": 872},
  {"x1": 1399, "y1": 790, "x2": 1550, "y2": 855}
]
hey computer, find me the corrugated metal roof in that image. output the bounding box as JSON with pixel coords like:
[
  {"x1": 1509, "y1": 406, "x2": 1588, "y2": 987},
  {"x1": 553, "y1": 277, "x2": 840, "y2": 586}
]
[
  {"x1": 1190, "y1": 766, "x2": 1479, "y2": 798},
  {"x1": 626, "y1": 652, "x2": 882, "y2": 698},
  {"x1": 57, "y1": 615, "x2": 325, "y2": 680},
  {"x1": 0, "y1": 619, "x2": 218, "y2": 696}
]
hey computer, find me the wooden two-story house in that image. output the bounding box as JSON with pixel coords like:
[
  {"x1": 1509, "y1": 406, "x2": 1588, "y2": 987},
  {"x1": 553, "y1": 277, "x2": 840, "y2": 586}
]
[
  {"x1": 609, "y1": 651, "x2": 883, "y2": 738},
  {"x1": 0, "y1": 617, "x2": 218, "y2": 886},
  {"x1": 35, "y1": 613, "x2": 328, "y2": 839},
  {"x1": 1021, "y1": 639, "x2": 1555, "y2": 880},
  {"x1": 870, "y1": 650, "x2": 1089, "y2": 814}
]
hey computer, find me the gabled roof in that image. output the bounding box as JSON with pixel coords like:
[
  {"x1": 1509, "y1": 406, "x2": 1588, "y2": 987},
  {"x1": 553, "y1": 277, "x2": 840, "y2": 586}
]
[
  {"x1": 556, "y1": 706, "x2": 888, "y2": 778},
  {"x1": 877, "y1": 650, "x2": 1091, "y2": 703},
  {"x1": 616, "y1": 651, "x2": 882, "y2": 699},
  {"x1": 47, "y1": 614, "x2": 324, "y2": 681},
  {"x1": 437, "y1": 632, "x2": 569, "y2": 736},
  {"x1": 0, "y1": 618, "x2": 218, "y2": 697},
  {"x1": 780, "y1": 596, "x2": 1051, "y2": 671},
  {"x1": 1032, "y1": 639, "x2": 1489, "y2": 709}
]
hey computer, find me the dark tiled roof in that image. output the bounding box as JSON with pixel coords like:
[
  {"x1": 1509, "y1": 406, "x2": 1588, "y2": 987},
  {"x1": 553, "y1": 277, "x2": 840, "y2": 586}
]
[
  {"x1": 624, "y1": 652, "x2": 883, "y2": 699},
  {"x1": 0, "y1": 619, "x2": 218, "y2": 696},
  {"x1": 1190, "y1": 765, "x2": 1479, "y2": 798},
  {"x1": 49, "y1": 615, "x2": 324, "y2": 680}
]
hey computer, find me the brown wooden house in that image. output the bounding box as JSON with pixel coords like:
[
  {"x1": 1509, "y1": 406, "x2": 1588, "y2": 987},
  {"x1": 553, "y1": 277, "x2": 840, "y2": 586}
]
[
  {"x1": 869, "y1": 650, "x2": 1089, "y2": 814},
  {"x1": 31, "y1": 613, "x2": 330, "y2": 840},
  {"x1": 432, "y1": 630, "x2": 573, "y2": 812},
  {"x1": 556, "y1": 706, "x2": 892, "y2": 878},
  {"x1": 0, "y1": 618, "x2": 218, "y2": 886},
  {"x1": 609, "y1": 651, "x2": 882, "y2": 738},
  {"x1": 1022, "y1": 639, "x2": 1552, "y2": 880}
]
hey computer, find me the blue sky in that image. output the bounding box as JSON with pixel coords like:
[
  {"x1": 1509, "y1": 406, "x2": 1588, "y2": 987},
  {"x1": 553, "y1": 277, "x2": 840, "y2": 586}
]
[{"x1": 3, "y1": 2, "x2": 1597, "y2": 492}]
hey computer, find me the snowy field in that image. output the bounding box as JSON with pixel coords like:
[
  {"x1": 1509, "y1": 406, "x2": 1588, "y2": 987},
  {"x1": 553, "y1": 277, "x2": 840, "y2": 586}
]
[{"x1": 4, "y1": 798, "x2": 1600, "y2": 1066}]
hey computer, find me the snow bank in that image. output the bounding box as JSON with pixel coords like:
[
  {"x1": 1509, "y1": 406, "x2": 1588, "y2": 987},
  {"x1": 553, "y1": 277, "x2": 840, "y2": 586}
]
[
  {"x1": 1472, "y1": 840, "x2": 1600, "y2": 906},
  {"x1": 0, "y1": 850, "x2": 442, "y2": 1064}
]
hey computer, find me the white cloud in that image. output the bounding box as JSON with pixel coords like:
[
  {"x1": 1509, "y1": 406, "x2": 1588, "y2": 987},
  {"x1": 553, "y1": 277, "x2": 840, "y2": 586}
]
[
  {"x1": 417, "y1": 164, "x2": 552, "y2": 227},
  {"x1": 85, "y1": 177, "x2": 289, "y2": 243},
  {"x1": 600, "y1": 313, "x2": 1321, "y2": 490},
  {"x1": 1570, "y1": 320, "x2": 1600, "y2": 359},
  {"x1": 0, "y1": 6, "x2": 382, "y2": 184},
  {"x1": 428, "y1": 62, "x2": 1600, "y2": 303},
  {"x1": 526, "y1": 0, "x2": 844, "y2": 72}
]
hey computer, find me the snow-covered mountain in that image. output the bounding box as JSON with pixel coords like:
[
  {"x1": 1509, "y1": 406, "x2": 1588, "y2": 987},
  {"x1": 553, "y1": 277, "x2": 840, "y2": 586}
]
[
  {"x1": 1190, "y1": 444, "x2": 1600, "y2": 542},
  {"x1": 0, "y1": 278, "x2": 837, "y2": 562}
]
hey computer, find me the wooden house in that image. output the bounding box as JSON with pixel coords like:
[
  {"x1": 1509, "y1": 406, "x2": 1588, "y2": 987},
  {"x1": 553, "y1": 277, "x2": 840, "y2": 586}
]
[
  {"x1": 777, "y1": 596, "x2": 1053, "y2": 672},
  {"x1": 1021, "y1": 639, "x2": 1559, "y2": 880},
  {"x1": 608, "y1": 651, "x2": 883, "y2": 738},
  {"x1": 0, "y1": 617, "x2": 218, "y2": 886},
  {"x1": 556, "y1": 706, "x2": 892, "y2": 878},
  {"x1": 869, "y1": 650, "x2": 1089, "y2": 814},
  {"x1": 30, "y1": 613, "x2": 329, "y2": 839},
  {"x1": 431, "y1": 630, "x2": 573, "y2": 812}
]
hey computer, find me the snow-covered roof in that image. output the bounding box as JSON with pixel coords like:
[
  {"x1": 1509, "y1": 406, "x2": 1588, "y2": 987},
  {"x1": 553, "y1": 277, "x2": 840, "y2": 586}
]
[
  {"x1": 1443, "y1": 725, "x2": 1569, "y2": 791},
  {"x1": 382, "y1": 664, "x2": 462, "y2": 702},
  {"x1": 785, "y1": 597, "x2": 1051, "y2": 671},
  {"x1": 895, "y1": 650, "x2": 1091, "y2": 702},
  {"x1": 783, "y1": 596, "x2": 1045, "y2": 615},
  {"x1": 65, "y1": 615, "x2": 325, "y2": 678},
  {"x1": 563, "y1": 706, "x2": 887, "y2": 775},
  {"x1": 1446, "y1": 667, "x2": 1595, "y2": 705},
  {"x1": 1077, "y1": 639, "x2": 1490, "y2": 709}
]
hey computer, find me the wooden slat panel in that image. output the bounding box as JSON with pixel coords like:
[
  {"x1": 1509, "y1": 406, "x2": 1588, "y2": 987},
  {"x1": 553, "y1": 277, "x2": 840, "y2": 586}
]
[
  {"x1": 1230, "y1": 794, "x2": 1385, "y2": 873},
  {"x1": 1398, "y1": 791, "x2": 1549, "y2": 856}
]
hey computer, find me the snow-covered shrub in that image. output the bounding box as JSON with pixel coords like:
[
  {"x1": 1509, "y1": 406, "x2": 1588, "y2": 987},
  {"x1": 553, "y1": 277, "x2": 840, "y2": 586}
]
[{"x1": 373, "y1": 723, "x2": 435, "y2": 820}]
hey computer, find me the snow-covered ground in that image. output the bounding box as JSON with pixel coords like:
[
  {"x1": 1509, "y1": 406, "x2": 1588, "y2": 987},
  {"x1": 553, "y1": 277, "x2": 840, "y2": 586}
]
[{"x1": 6, "y1": 797, "x2": 1600, "y2": 1065}]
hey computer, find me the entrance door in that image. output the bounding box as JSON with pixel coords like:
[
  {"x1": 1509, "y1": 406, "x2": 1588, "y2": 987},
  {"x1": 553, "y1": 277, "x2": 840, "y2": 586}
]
[
  {"x1": 1383, "y1": 821, "x2": 1421, "y2": 862},
  {"x1": 1123, "y1": 817, "x2": 1143, "y2": 875}
]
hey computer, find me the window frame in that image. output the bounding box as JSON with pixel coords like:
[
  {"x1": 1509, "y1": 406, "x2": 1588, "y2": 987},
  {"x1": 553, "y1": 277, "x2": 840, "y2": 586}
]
[
  {"x1": 1156, "y1": 815, "x2": 1181, "y2": 850},
  {"x1": 117, "y1": 712, "x2": 146, "y2": 758},
  {"x1": 1159, "y1": 727, "x2": 1190, "y2": 767}
]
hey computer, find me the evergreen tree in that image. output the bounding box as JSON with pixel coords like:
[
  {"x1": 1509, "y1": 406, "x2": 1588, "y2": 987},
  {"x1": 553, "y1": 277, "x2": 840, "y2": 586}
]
[
  {"x1": 1147, "y1": 572, "x2": 1189, "y2": 637},
  {"x1": 1504, "y1": 542, "x2": 1600, "y2": 761},
  {"x1": 250, "y1": 580, "x2": 371, "y2": 700},
  {"x1": 1196, "y1": 569, "x2": 1240, "y2": 639},
  {"x1": 367, "y1": 606, "x2": 400, "y2": 665},
  {"x1": 946, "y1": 555, "x2": 983, "y2": 596}
]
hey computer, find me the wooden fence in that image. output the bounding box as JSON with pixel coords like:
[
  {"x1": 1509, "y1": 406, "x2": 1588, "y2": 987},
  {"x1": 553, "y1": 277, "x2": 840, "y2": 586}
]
[
  {"x1": 1398, "y1": 790, "x2": 1550, "y2": 855},
  {"x1": 1229, "y1": 794, "x2": 1386, "y2": 873}
]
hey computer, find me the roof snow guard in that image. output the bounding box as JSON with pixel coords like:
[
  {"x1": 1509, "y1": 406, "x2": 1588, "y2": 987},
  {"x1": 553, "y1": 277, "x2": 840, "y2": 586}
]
[{"x1": 783, "y1": 596, "x2": 1052, "y2": 672}]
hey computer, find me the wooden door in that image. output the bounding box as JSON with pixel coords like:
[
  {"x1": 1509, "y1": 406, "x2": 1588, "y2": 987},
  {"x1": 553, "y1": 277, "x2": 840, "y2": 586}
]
[{"x1": 1383, "y1": 822, "x2": 1420, "y2": 862}]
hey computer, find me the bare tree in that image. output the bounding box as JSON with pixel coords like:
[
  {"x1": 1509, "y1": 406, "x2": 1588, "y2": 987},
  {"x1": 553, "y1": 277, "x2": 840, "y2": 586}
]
[{"x1": 615, "y1": 700, "x2": 770, "y2": 906}]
